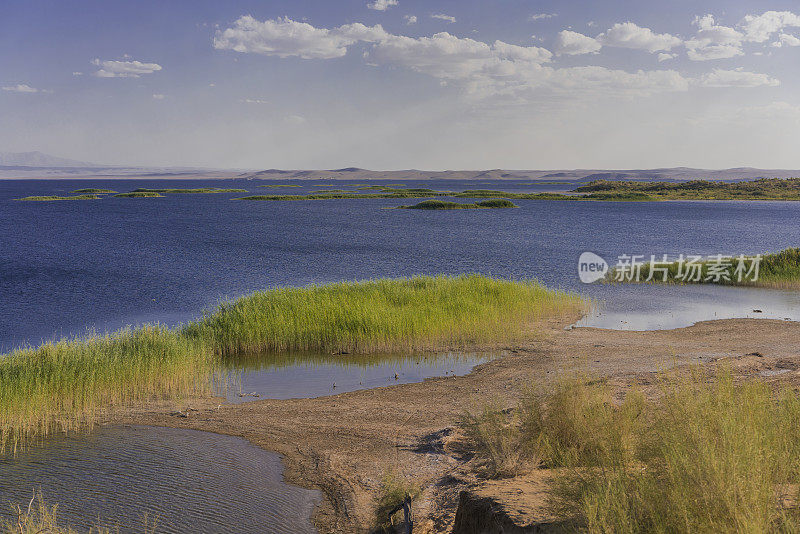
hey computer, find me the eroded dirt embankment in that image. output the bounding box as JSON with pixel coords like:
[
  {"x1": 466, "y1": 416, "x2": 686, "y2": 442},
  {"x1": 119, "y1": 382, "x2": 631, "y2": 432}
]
[{"x1": 109, "y1": 317, "x2": 800, "y2": 533}]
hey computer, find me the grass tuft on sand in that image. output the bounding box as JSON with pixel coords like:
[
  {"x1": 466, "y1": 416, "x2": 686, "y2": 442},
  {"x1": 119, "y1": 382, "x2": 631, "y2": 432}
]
[{"x1": 462, "y1": 370, "x2": 800, "y2": 532}]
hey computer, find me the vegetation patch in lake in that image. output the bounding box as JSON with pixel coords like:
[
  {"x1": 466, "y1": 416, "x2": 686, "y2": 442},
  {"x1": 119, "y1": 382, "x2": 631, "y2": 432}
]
[
  {"x1": 574, "y1": 178, "x2": 800, "y2": 200},
  {"x1": 609, "y1": 247, "x2": 800, "y2": 289},
  {"x1": 133, "y1": 187, "x2": 248, "y2": 194},
  {"x1": 16, "y1": 194, "x2": 100, "y2": 201},
  {"x1": 0, "y1": 275, "x2": 583, "y2": 453},
  {"x1": 69, "y1": 188, "x2": 118, "y2": 194},
  {"x1": 114, "y1": 191, "x2": 164, "y2": 198},
  {"x1": 257, "y1": 184, "x2": 303, "y2": 188},
  {"x1": 397, "y1": 199, "x2": 518, "y2": 210}
]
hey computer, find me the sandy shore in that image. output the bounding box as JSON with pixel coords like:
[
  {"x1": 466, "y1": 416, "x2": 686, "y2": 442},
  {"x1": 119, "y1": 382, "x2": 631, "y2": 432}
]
[{"x1": 108, "y1": 316, "x2": 800, "y2": 533}]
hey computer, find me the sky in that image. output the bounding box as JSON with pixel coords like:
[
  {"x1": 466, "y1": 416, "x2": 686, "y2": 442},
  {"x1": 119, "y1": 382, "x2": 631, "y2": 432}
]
[{"x1": 2, "y1": 0, "x2": 800, "y2": 170}]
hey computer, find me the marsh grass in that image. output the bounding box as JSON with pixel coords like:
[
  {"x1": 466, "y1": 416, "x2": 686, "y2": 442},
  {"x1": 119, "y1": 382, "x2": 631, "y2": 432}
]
[
  {"x1": 16, "y1": 195, "x2": 99, "y2": 201},
  {"x1": 398, "y1": 199, "x2": 518, "y2": 210},
  {"x1": 1, "y1": 275, "x2": 582, "y2": 453},
  {"x1": 132, "y1": 188, "x2": 247, "y2": 194},
  {"x1": 184, "y1": 275, "x2": 584, "y2": 355},
  {"x1": 69, "y1": 189, "x2": 117, "y2": 194},
  {"x1": 463, "y1": 370, "x2": 800, "y2": 532},
  {"x1": 610, "y1": 248, "x2": 800, "y2": 289},
  {"x1": 0, "y1": 326, "x2": 213, "y2": 454},
  {"x1": 113, "y1": 192, "x2": 164, "y2": 198},
  {"x1": 574, "y1": 178, "x2": 800, "y2": 200},
  {"x1": 1, "y1": 491, "x2": 157, "y2": 533},
  {"x1": 257, "y1": 184, "x2": 302, "y2": 188}
]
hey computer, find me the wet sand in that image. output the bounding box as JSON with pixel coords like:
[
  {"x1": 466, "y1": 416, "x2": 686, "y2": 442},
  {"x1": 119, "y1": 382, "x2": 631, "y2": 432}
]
[{"x1": 108, "y1": 316, "x2": 800, "y2": 533}]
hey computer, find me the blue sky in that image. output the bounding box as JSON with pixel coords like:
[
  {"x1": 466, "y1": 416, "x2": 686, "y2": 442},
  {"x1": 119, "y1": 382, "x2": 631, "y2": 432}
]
[{"x1": 2, "y1": 0, "x2": 800, "y2": 169}]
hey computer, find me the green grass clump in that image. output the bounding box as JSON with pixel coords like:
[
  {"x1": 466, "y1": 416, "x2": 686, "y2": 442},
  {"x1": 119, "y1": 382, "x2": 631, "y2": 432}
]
[
  {"x1": 374, "y1": 470, "x2": 420, "y2": 532},
  {"x1": 464, "y1": 371, "x2": 800, "y2": 532},
  {"x1": 0, "y1": 275, "x2": 583, "y2": 453},
  {"x1": 69, "y1": 188, "x2": 117, "y2": 194},
  {"x1": 399, "y1": 199, "x2": 518, "y2": 210},
  {"x1": 183, "y1": 275, "x2": 585, "y2": 355},
  {"x1": 16, "y1": 195, "x2": 99, "y2": 201},
  {"x1": 132, "y1": 188, "x2": 247, "y2": 194},
  {"x1": 475, "y1": 199, "x2": 518, "y2": 208},
  {"x1": 610, "y1": 247, "x2": 800, "y2": 289},
  {"x1": 0, "y1": 326, "x2": 213, "y2": 454},
  {"x1": 574, "y1": 178, "x2": 800, "y2": 200},
  {"x1": 114, "y1": 192, "x2": 164, "y2": 198}
]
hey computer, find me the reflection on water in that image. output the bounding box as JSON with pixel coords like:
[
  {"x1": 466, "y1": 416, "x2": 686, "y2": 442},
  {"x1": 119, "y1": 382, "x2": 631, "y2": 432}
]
[
  {"x1": 0, "y1": 426, "x2": 320, "y2": 534},
  {"x1": 220, "y1": 351, "x2": 497, "y2": 402},
  {"x1": 577, "y1": 284, "x2": 800, "y2": 330}
]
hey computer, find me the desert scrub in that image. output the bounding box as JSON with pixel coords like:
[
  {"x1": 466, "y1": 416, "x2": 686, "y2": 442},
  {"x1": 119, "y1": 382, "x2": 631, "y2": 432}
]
[
  {"x1": 16, "y1": 195, "x2": 99, "y2": 201},
  {"x1": 465, "y1": 371, "x2": 800, "y2": 532},
  {"x1": 183, "y1": 275, "x2": 585, "y2": 355},
  {"x1": 69, "y1": 188, "x2": 117, "y2": 194},
  {"x1": 0, "y1": 326, "x2": 213, "y2": 454},
  {"x1": 114, "y1": 192, "x2": 164, "y2": 198}
]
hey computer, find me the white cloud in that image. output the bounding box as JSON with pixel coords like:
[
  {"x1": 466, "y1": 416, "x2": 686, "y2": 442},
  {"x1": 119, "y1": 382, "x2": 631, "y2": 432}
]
[
  {"x1": 404, "y1": 15, "x2": 417, "y2": 25},
  {"x1": 367, "y1": 0, "x2": 398, "y2": 11},
  {"x1": 698, "y1": 67, "x2": 780, "y2": 87},
  {"x1": 658, "y1": 52, "x2": 677, "y2": 62},
  {"x1": 2, "y1": 83, "x2": 42, "y2": 93},
  {"x1": 214, "y1": 16, "x2": 388, "y2": 59},
  {"x1": 284, "y1": 114, "x2": 306, "y2": 124},
  {"x1": 240, "y1": 98, "x2": 270, "y2": 104},
  {"x1": 771, "y1": 33, "x2": 800, "y2": 47},
  {"x1": 430, "y1": 14, "x2": 456, "y2": 23},
  {"x1": 739, "y1": 11, "x2": 800, "y2": 43},
  {"x1": 686, "y1": 14, "x2": 744, "y2": 61},
  {"x1": 530, "y1": 13, "x2": 556, "y2": 21},
  {"x1": 72, "y1": 71, "x2": 83, "y2": 76},
  {"x1": 598, "y1": 22, "x2": 682, "y2": 52},
  {"x1": 152, "y1": 93, "x2": 165, "y2": 100},
  {"x1": 553, "y1": 30, "x2": 601, "y2": 55},
  {"x1": 91, "y1": 58, "x2": 162, "y2": 78}
]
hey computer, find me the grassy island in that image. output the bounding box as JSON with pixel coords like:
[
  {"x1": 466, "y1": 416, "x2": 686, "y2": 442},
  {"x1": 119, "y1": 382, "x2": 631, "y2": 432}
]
[
  {"x1": 574, "y1": 178, "x2": 800, "y2": 200},
  {"x1": 257, "y1": 184, "x2": 303, "y2": 188},
  {"x1": 114, "y1": 191, "x2": 164, "y2": 198},
  {"x1": 69, "y1": 188, "x2": 117, "y2": 194},
  {"x1": 16, "y1": 194, "x2": 100, "y2": 201},
  {"x1": 608, "y1": 247, "x2": 800, "y2": 289},
  {"x1": 398, "y1": 199, "x2": 518, "y2": 210},
  {"x1": 0, "y1": 276, "x2": 583, "y2": 453},
  {"x1": 133, "y1": 187, "x2": 248, "y2": 194}
]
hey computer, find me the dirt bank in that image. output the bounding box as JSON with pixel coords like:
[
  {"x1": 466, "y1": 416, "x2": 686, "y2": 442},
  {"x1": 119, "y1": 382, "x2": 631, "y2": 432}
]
[{"x1": 109, "y1": 317, "x2": 800, "y2": 533}]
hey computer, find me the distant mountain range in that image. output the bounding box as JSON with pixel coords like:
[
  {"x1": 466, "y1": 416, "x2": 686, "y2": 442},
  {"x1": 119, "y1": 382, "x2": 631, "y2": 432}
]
[
  {"x1": 243, "y1": 167, "x2": 800, "y2": 182},
  {"x1": 2, "y1": 151, "x2": 800, "y2": 181},
  {"x1": 0, "y1": 151, "x2": 94, "y2": 167}
]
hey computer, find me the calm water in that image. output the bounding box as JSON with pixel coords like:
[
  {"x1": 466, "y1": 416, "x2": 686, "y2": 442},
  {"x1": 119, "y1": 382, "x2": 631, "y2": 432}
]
[
  {"x1": 3, "y1": 177, "x2": 800, "y2": 532},
  {"x1": 2, "y1": 178, "x2": 799, "y2": 352},
  {"x1": 0, "y1": 426, "x2": 320, "y2": 533},
  {"x1": 223, "y1": 351, "x2": 496, "y2": 402}
]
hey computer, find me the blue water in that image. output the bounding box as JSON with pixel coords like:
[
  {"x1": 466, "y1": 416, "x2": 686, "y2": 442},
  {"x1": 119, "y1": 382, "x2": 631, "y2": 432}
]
[{"x1": 2, "y1": 178, "x2": 800, "y2": 352}]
